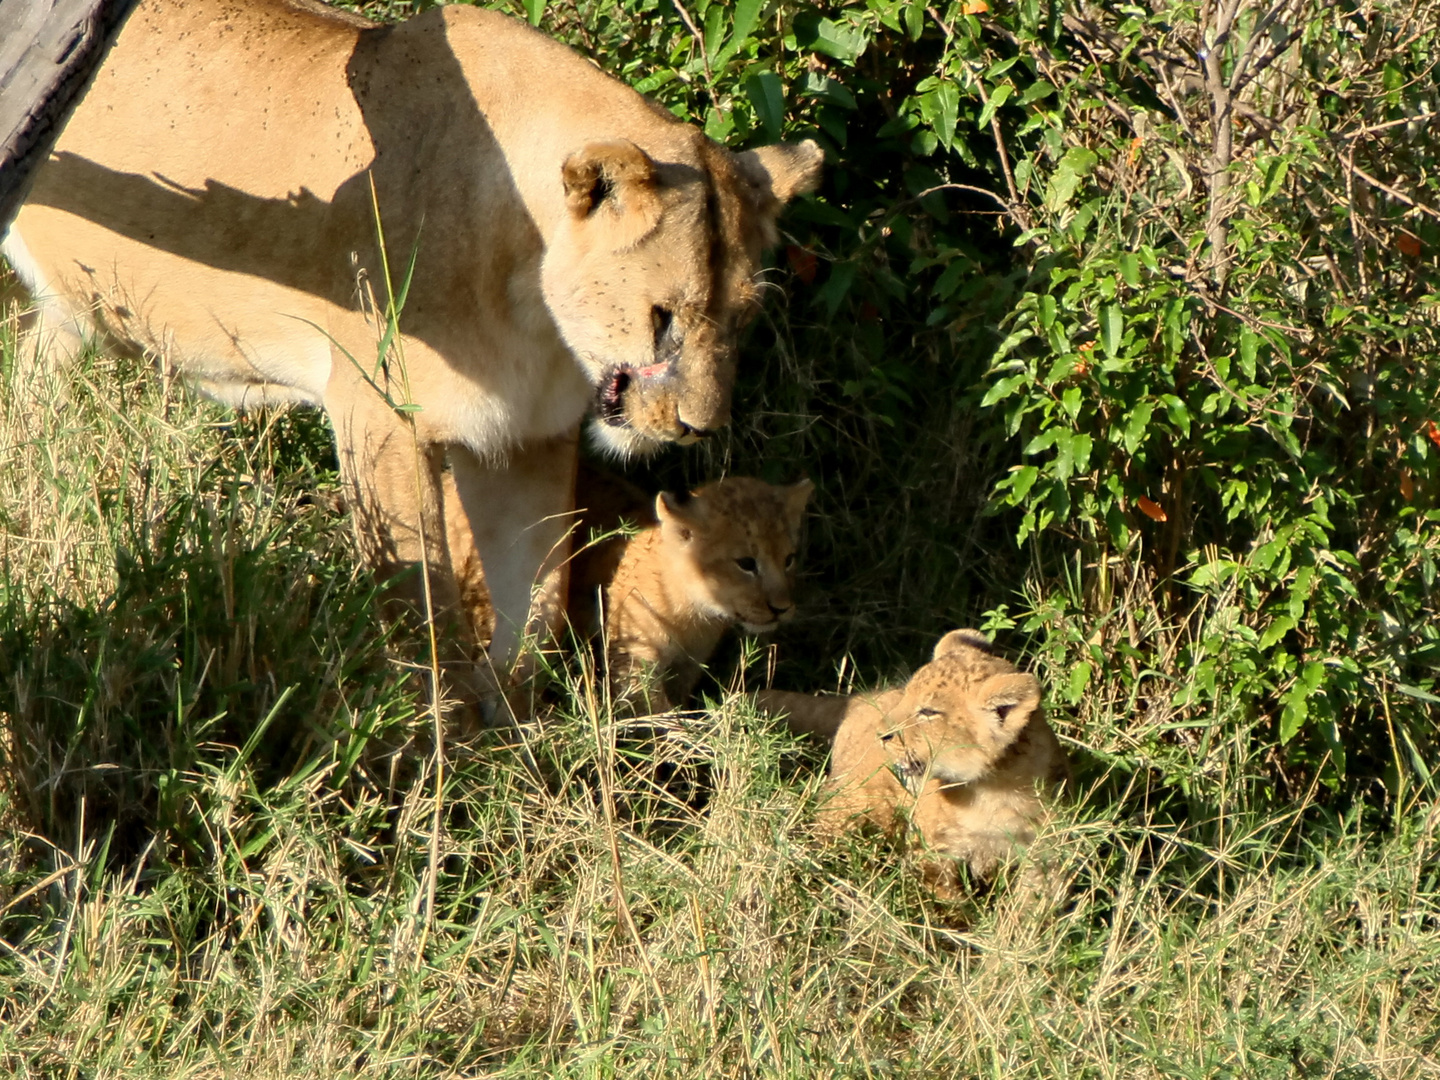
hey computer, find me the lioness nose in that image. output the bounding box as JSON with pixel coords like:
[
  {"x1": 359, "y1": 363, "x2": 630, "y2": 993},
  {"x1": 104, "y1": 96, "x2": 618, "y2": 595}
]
[{"x1": 768, "y1": 601, "x2": 791, "y2": 618}]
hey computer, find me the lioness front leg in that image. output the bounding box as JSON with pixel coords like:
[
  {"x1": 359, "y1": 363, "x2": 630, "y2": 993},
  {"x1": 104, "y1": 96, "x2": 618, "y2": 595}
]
[
  {"x1": 444, "y1": 432, "x2": 580, "y2": 679},
  {"x1": 325, "y1": 359, "x2": 494, "y2": 710}
]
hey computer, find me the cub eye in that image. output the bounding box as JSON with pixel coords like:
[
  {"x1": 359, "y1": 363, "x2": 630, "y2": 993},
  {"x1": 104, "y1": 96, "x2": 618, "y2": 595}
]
[
  {"x1": 784, "y1": 552, "x2": 796, "y2": 569},
  {"x1": 735, "y1": 557, "x2": 758, "y2": 574},
  {"x1": 914, "y1": 706, "x2": 942, "y2": 722}
]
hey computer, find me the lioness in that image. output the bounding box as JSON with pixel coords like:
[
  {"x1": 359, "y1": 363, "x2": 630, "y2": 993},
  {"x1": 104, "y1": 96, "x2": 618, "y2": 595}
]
[
  {"x1": 3, "y1": 0, "x2": 821, "y2": 703},
  {"x1": 759, "y1": 630, "x2": 1068, "y2": 890}
]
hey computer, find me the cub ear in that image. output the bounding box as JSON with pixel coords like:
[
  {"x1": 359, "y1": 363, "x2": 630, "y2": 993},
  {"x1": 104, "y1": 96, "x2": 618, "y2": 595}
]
[
  {"x1": 932, "y1": 628, "x2": 995, "y2": 661},
  {"x1": 783, "y1": 478, "x2": 814, "y2": 523},
  {"x1": 561, "y1": 140, "x2": 662, "y2": 244},
  {"x1": 978, "y1": 672, "x2": 1042, "y2": 737},
  {"x1": 736, "y1": 140, "x2": 825, "y2": 205},
  {"x1": 655, "y1": 490, "x2": 696, "y2": 541}
]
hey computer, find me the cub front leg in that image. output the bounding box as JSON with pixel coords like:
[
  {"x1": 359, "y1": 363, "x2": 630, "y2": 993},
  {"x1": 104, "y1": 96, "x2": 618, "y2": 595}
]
[
  {"x1": 324, "y1": 359, "x2": 494, "y2": 710},
  {"x1": 444, "y1": 431, "x2": 580, "y2": 676}
]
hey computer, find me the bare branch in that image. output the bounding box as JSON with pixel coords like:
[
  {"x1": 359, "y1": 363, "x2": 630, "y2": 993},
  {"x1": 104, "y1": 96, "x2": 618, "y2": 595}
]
[{"x1": 1346, "y1": 161, "x2": 1440, "y2": 222}]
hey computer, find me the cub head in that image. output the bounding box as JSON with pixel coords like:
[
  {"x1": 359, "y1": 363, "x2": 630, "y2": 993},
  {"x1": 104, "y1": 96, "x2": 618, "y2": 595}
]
[
  {"x1": 653, "y1": 476, "x2": 812, "y2": 632},
  {"x1": 880, "y1": 630, "x2": 1044, "y2": 793},
  {"x1": 542, "y1": 134, "x2": 823, "y2": 456}
]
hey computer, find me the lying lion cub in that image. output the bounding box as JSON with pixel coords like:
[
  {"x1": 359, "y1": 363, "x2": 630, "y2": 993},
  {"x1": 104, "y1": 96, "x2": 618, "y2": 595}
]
[
  {"x1": 759, "y1": 629, "x2": 1067, "y2": 889},
  {"x1": 600, "y1": 477, "x2": 812, "y2": 713}
]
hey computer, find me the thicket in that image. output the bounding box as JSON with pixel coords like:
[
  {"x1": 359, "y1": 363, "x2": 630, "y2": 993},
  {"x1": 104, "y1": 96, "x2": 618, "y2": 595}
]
[{"x1": 471, "y1": 0, "x2": 1440, "y2": 808}]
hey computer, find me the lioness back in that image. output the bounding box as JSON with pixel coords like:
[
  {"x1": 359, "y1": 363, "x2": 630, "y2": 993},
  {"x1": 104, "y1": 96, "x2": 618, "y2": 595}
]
[{"x1": 605, "y1": 476, "x2": 812, "y2": 712}]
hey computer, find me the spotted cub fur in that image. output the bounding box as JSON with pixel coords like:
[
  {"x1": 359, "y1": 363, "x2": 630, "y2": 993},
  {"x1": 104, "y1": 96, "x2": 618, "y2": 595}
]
[
  {"x1": 603, "y1": 476, "x2": 811, "y2": 712},
  {"x1": 759, "y1": 629, "x2": 1067, "y2": 888}
]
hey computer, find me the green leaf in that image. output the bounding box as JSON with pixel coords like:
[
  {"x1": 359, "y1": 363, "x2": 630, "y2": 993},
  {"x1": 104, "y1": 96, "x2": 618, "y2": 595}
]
[
  {"x1": 813, "y1": 261, "x2": 856, "y2": 318},
  {"x1": 989, "y1": 327, "x2": 1034, "y2": 364},
  {"x1": 1122, "y1": 401, "x2": 1153, "y2": 454},
  {"x1": 1262, "y1": 157, "x2": 1289, "y2": 202},
  {"x1": 917, "y1": 81, "x2": 960, "y2": 151},
  {"x1": 1118, "y1": 253, "x2": 1140, "y2": 287},
  {"x1": 1394, "y1": 683, "x2": 1440, "y2": 705},
  {"x1": 981, "y1": 373, "x2": 1027, "y2": 408},
  {"x1": 746, "y1": 72, "x2": 785, "y2": 140},
  {"x1": 1043, "y1": 147, "x2": 1098, "y2": 212},
  {"x1": 1100, "y1": 304, "x2": 1122, "y2": 358},
  {"x1": 1259, "y1": 615, "x2": 1295, "y2": 650},
  {"x1": 522, "y1": 0, "x2": 544, "y2": 26},
  {"x1": 1279, "y1": 696, "x2": 1308, "y2": 744},
  {"x1": 1009, "y1": 464, "x2": 1040, "y2": 500},
  {"x1": 1239, "y1": 325, "x2": 1259, "y2": 377},
  {"x1": 1053, "y1": 428, "x2": 1075, "y2": 481},
  {"x1": 713, "y1": 0, "x2": 764, "y2": 68},
  {"x1": 1019, "y1": 80, "x2": 1055, "y2": 105},
  {"x1": 1038, "y1": 294, "x2": 1057, "y2": 329},
  {"x1": 703, "y1": 3, "x2": 726, "y2": 60},
  {"x1": 977, "y1": 83, "x2": 1013, "y2": 129},
  {"x1": 793, "y1": 11, "x2": 868, "y2": 62}
]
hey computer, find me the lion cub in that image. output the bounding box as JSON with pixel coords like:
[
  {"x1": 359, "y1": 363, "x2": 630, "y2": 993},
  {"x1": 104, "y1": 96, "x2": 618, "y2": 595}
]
[
  {"x1": 600, "y1": 476, "x2": 812, "y2": 713},
  {"x1": 759, "y1": 629, "x2": 1067, "y2": 888}
]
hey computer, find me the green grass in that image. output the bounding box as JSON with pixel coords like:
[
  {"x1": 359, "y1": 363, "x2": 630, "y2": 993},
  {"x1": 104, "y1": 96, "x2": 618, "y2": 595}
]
[{"x1": 2, "y1": 283, "x2": 1439, "y2": 1077}]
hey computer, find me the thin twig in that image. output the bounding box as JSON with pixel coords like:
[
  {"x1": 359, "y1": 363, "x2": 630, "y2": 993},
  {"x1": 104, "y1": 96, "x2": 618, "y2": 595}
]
[
  {"x1": 1337, "y1": 111, "x2": 1439, "y2": 140},
  {"x1": 668, "y1": 0, "x2": 715, "y2": 103},
  {"x1": 1346, "y1": 160, "x2": 1440, "y2": 222}
]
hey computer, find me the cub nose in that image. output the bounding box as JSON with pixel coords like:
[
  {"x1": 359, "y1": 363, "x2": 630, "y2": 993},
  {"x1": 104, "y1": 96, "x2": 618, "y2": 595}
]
[{"x1": 767, "y1": 601, "x2": 791, "y2": 619}]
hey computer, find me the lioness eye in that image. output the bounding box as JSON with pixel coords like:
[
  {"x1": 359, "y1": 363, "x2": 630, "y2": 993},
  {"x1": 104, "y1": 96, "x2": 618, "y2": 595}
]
[
  {"x1": 735, "y1": 557, "x2": 758, "y2": 574},
  {"x1": 784, "y1": 552, "x2": 795, "y2": 569},
  {"x1": 651, "y1": 305, "x2": 674, "y2": 345}
]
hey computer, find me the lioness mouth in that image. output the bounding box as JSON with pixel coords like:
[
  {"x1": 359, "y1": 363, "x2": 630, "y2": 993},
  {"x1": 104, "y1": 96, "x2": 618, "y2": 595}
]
[
  {"x1": 598, "y1": 368, "x2": 631, "y2": 425},
  {"x1": 597, "y1": 361, "x2": 674, "y2": 427}
]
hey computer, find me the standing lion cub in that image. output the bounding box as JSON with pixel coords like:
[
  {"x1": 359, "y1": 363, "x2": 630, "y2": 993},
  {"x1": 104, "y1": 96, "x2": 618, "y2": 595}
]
[
  {"x1": 599, "y1": 476, "x2": 812, "y2": 713},
  {"x1": 759, "y1": 629, "x2": 1068, "y2": 890}
]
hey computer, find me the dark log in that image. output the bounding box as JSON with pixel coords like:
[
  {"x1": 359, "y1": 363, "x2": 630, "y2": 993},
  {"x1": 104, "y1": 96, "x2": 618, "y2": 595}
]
[{"x1": 0, "y1": 0, "x2": 136, "y2": 234}]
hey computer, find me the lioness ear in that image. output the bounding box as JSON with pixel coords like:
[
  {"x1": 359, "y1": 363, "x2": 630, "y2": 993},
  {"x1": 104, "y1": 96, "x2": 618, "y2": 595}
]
[
  {"x1": 978, "y1": 672, "x2": 1042, "y2": 737},
  {"x1": 737, "y1": 140, "x2": 825, "y2": 205},
  {"x1": 561, "y1": 141, "x2": 662, "y2": 244},
  {"x1": 783, "y1": 478, "x2": 814, "y2": 524},
  {"x1": 933, "y1": 628, "x2": 995, "y2": 661}
]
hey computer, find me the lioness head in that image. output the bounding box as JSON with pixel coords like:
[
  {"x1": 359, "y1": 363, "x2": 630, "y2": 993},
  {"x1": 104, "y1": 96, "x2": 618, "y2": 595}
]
[
  {"x1": 654, "y1": 476, "x2": 812, "y2": 632},
  {"x1": 879, "y1": 630, "x2": 1045, "y2": 794},
  {"x1": 542, "y1": 134, "x2": 823, "y2": 456}
]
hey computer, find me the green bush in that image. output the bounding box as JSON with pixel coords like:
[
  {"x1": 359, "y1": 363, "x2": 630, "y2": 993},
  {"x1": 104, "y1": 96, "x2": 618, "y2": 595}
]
[{"x1": 473, "y1": 0, "x2": 1440, "y2": 806}]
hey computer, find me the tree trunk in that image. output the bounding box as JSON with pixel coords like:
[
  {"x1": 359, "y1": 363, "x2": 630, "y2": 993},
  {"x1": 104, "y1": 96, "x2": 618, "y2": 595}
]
[{"x1": 0, "y1": 0, "x2": 136, "y2": 233}]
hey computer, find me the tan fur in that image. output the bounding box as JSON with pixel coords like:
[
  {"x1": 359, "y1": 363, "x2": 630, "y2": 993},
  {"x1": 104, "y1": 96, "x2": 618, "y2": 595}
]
[
  {"x1": 759, "y1": 630, "x2": 1068, "y2": 889},
  {"x1": 603, "y1": 477, "x2": 812, "y2": 712},
  {"x1": 3, "y1": 0, "x2": 822, "y2": 703}
]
